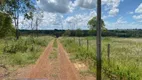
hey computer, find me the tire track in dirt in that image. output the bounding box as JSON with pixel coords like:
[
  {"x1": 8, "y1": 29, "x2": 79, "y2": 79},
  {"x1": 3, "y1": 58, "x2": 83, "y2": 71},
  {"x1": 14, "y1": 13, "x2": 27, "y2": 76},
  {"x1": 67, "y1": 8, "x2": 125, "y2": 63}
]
[
  {"x1": 16, "y1": 39, "x2": 86, "y2": 80},
  {"x1": 48, "y1": 40, "x2": 60, "y2": 80},
  {"x1": 27, "y1": 40, "x2": 54, "y2": 79},
  {"x1": 57, "y1": 40, "x2": 80, "y2": 80}
]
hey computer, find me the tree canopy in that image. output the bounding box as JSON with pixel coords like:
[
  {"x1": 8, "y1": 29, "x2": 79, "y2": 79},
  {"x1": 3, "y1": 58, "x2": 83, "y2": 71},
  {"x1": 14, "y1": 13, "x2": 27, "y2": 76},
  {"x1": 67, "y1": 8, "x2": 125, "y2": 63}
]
[
  {"x1": 0, "y1": 12, "x2": 15, "y2": 38},
  {"x1": 88, "y1": 17, "x2": 106, "y2": 30},
  {"x1": 63, "y1": 30, "x2": 71, "y2": 36},
  {"x1": 0, "y1": 0, "x2": 37, "y2": 39},
  {"x1": 76, "y1": 28, "x2": 83, "y2": 37}
]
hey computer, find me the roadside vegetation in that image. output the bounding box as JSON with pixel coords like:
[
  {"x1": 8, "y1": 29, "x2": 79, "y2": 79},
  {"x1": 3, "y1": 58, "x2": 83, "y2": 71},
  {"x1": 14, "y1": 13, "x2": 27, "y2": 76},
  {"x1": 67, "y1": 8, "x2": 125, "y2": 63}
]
[
  {"x1": 60, "y1": 37, "x2": 142, "y2": 80},
  {"x1": 0, "y1": 36, "x2": 53, "y2": 66}
]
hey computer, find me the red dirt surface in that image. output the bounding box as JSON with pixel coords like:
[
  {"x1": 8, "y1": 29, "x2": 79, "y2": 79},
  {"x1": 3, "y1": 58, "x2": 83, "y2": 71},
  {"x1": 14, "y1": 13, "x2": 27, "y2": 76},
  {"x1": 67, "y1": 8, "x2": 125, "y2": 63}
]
[
  {"x1": 57, "y1": 40, "x2": 80, "y2": 80},
  {"x1": 27, "y1": 40, "x2": 54, "y2": 79},
  {"x1": 25, "y1": 40, "x2": 81, "y2": 80},
  {"x1": 12, "y1": 39, "x2": 95, "y2": 80}
]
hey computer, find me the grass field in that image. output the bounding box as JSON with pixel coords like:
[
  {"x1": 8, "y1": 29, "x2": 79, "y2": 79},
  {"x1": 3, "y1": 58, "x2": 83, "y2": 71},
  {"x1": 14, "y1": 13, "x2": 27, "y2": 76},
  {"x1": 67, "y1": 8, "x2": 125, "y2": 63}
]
[
  {"x1": 0, "y1": 36, "x2": 142, "y2": 80},
  {"x1": 60, "y1": 37, "x2": 142, "y2": 80},
  {"x1": 0, "y1": 36, "x2": 53, "y2": 66}
]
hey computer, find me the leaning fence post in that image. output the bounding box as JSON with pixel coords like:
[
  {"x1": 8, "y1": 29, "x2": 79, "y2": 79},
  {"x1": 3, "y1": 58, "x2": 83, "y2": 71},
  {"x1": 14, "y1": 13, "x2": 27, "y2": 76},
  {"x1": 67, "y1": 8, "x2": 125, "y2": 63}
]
[{"x1": 107, "y1": 44, "x2": 110, "y2": 62}]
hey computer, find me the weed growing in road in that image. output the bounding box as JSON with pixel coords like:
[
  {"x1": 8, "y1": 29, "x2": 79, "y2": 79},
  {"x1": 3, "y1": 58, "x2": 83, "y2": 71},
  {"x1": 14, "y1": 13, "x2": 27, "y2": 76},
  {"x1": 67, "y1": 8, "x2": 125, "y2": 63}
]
[{"x1": 49, "y1": 39, "x2": 57, "y2": 60}]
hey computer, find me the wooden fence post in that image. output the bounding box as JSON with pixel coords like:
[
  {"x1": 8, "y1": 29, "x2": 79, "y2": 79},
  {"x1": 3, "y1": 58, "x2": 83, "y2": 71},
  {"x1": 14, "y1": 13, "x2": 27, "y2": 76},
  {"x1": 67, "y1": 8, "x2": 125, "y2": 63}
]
[
  {"x1": 87, "y1": 39, "x2": 89, "y2": 50},
  {"x1": 107, "y1": 44, "x2": 110, "y2": 62}
]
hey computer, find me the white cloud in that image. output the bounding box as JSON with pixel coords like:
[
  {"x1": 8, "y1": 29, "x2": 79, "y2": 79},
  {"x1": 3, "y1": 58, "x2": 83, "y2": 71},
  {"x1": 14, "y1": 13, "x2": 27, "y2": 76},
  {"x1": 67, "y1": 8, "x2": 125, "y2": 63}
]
[
  {"x1": 37, "y1": 0, "x2": 122, "y2": 18},
  {"x1": 39, "y1": 12, "x2": 63, "y2": 29},
  {"x1": 116, "y1": 17, "x2": 127, "y2": 24},
  {"x1": 37, "y1": 0, "x2": 72, "y2": 13},
  {"x1": 128, "y1": 11, "x2": 134, "y2": 14},
  {"x1": 102, "y1": 15, "x2": 108, "y2": 19},
  {"x1": 106, "y1": 21, "x2": 142, "y2": 29},
  {"x1": 74, "y1": 0, "x2": 97, "y2": 9},
  {"x1": 64, "y1": 11, "x2": 96, "y2": 29},
  {"x1": 19, "y1": 12, "x2": 44, "y2": 30},
  {"x1": 102, "y1": 0, "x2": 123, "y2": 16},
  {"x1": 104, "y1": 17, "x2": 131, "y2": 29},
  {"x1": 139, "y1": 20, "x2": 142, "y2": 22},
  {"x1": 133, "y1": 14, "x2": 142, "y2": 20},
  {"x1": 73, "y1": 0, "x2": 122, "y2": 19},
  {"x1": 104, "y1": 16, "x2": 142, "y2": 29},
  {"x1": 135, "y1": 3, "x2": 142, "y2": 13},
  {"x1": 108, "y1": 8, "x2": 119, "y2": 16},
  {"x1": 20, "y1": 12, "x2": 64, "y2": 30},
  {"x1": 69, "y1": 1, "x2": 75, "y2": 13},
  {"x1": 74, "y1": 0, "x2": 122, "y2": 17},
  {"x1": 133, "y1": 3, "x2": 142, "y2": 22}
]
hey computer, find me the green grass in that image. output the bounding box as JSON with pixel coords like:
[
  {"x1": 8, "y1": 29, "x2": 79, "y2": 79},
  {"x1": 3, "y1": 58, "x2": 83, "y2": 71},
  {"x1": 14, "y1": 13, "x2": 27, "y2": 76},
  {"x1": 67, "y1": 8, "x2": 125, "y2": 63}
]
[
  {"x1": 60, "y1": 37, "x2": 142, "y2": 80},
  {"x1": 49, "y1": 39, "x2": 57, "y2": 60},
  {"x1": 53, "y1": 38, "x2": 57, "y2": 47},
  {"x1": 0, "y1": 36, "x2": 53, "y2": 66}
]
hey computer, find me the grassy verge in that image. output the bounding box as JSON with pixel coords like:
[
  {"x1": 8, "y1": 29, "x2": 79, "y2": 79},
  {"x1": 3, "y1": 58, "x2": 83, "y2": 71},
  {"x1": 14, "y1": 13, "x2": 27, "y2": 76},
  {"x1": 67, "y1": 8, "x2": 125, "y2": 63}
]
[
  {"x1": 60, "y1": 37, "x2": 142, "y2": 80},
  {"x1": 0, "y1": 36, "x2": 53, "y2": 66}
]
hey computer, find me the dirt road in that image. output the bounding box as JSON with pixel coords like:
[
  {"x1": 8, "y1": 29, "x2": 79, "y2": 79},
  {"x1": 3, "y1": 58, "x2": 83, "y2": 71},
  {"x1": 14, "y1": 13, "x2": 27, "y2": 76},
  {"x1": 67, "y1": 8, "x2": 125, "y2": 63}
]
[
  {"x1": 57, "y1": 40, "x2": 80, "y2": 80},
  {"x1": 11, "y1": 39, "x2": 96, "y2": 80},
  {"x1": 0, "y1": 39, "x2": 96, "y2": 80},
  {"x1": 17, "y1": 40, "x2": 79, "y2": 80},
  {"x1": 27, "y1": 40, "x2": 54, "y2": 79}
]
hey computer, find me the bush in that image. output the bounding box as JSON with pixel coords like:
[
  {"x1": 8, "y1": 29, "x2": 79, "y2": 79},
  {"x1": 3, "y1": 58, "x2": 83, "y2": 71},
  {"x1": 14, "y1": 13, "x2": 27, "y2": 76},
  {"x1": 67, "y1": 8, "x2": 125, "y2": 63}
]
[
  {"x1": 3, "y1": 36, "x2": 48, "y2": 54},
  {"x1": 62, "y1": 30, "x2": 71, "y2": 36},
  {"x1": 0, "y1": 36, "x2": 53, "y2": 66}
]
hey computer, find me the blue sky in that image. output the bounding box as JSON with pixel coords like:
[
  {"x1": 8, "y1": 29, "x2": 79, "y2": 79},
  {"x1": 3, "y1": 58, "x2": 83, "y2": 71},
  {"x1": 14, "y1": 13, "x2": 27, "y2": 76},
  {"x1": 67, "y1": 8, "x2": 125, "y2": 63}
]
[
  {"x1": 20, "y1": 0, "x2": 142, "y2": 30},
  {"x1": 104, "y1": 0, "x2": 142, "y2": 22}
]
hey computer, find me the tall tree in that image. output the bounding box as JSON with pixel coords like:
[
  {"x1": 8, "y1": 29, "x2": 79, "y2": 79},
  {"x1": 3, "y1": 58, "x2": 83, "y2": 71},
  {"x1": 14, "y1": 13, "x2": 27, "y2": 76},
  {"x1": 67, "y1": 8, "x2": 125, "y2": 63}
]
[
  {"x1": 88, "y1": 16, "x2": 106, "y2": 30},
  {"x1": 1, "y1": 0, "x2": 36, "y2": 39},
  {"x1": 34, "y1": 11, "x2": 44, "y2": 37},
  {"x1": 24, "y1": 10, "x2": 43, "y2": 37}
]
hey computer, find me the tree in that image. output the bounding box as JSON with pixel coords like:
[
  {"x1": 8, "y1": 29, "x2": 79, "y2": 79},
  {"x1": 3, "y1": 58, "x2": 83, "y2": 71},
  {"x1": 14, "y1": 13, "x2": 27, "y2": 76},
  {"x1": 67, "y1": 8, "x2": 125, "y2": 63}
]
[
  {"x1": 24, "y1": 11, "x2": 34, "y2": 37},
  {"x1": 24, "y1": 10, "x2": 44, "y2": 37},
  {"x1": 0, "y1": 12, "x2": 15, "y2": 38},
  {"x1": 63, "y1": 29, "x2": 71, "y2": 36},
  {"x1": 1, "y1": 0, "x2": 36, "y2": 39},
  {"x1": 88, "y1": 29, "x2": 96, "y2": 36},
  {"x1": 76, "y1": 28, "x2": 83, "y2": 37},
  {"x1": 34, "y1": 11, "x2": 44, "y2": 37},
  {"x1": 88, "y1": 16, "x2": 106, "y2": 30}
]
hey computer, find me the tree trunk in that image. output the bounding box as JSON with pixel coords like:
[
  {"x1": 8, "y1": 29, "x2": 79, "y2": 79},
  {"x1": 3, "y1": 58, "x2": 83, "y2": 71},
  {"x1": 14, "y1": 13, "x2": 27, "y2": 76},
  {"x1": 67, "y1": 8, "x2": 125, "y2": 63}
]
[{"x1": 36, "y1": 18, "x2": 38, "y2": 37}]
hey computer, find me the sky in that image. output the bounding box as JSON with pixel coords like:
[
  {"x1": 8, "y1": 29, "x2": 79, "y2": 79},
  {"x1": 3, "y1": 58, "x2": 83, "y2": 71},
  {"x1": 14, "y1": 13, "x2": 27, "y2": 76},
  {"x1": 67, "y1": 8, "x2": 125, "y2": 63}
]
[{"x1": 20, "y1": 0, "x2": 142, "y2": 30}]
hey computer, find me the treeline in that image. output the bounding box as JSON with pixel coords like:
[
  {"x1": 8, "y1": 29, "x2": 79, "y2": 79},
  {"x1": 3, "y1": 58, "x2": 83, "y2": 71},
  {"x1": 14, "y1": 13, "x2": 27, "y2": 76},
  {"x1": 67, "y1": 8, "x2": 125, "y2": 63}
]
[
  {"x1": 20, "y1": 29, "x2": 142, "y2": 38},
  {"x1": 102, "y1": 29, "x2": 142, "y2": 37}
]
